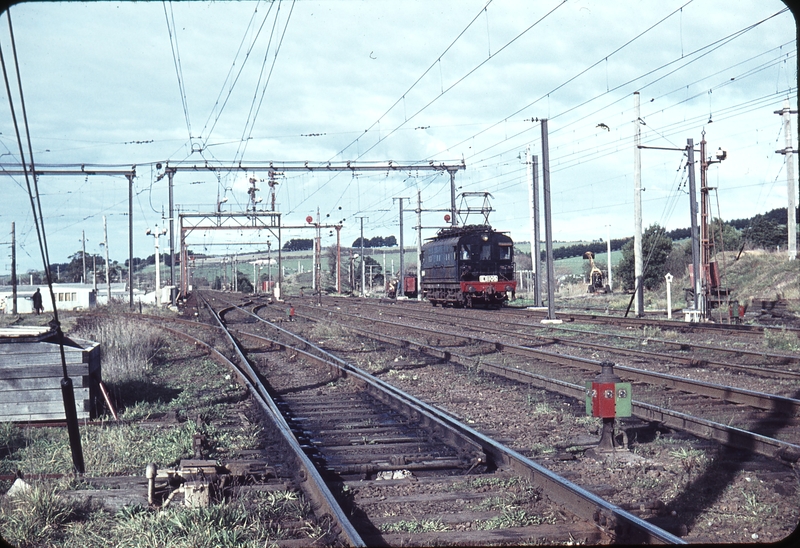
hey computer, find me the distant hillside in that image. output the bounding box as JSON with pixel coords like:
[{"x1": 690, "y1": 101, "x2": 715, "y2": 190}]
[
  {"x1": 721, "y1": 250, "x2": 800, "y2": 303},
  {"x1": 516, "y1": 207, "x2": 795, "y2": 262}
]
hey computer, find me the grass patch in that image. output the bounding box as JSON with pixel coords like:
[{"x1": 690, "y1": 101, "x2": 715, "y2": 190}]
[
  {"x1": 0, "y1": 485, "x2": 318, "y2": 548},
  {"x1": 0, "y1": 421, "x2": 199, "y2": 477},
  {"x1": 763, "y1": 327, "x2": 800, "y2": 352},
  {"x1": 380, "y1": 518, "x2": 448, "y2": 533},
  {"x1": 309, "y1": 321, "x2": 351, "y2": 343},
  {"x1": 0, "y1": 482, "x2": 95, "y2": 547},
  {"x1": 477, "y1": 508, "x2": 554, "y2": 529},
  {"x1": 72, "y1": 314, "x2": 166, "y2": 383}
]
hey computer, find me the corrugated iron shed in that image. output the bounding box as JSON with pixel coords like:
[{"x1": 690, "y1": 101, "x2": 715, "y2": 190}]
[{"x1": 0, "y1": 326, "x2": 101, "y2": 422}]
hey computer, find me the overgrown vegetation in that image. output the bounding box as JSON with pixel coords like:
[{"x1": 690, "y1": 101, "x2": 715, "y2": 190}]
[
  {"x1": 763, "y1": 327, "x2": 800, "y2": 352},
  {"x1": 72, "y1": 312, "x2": 166, "y2": 383},
  {"x1": 614, "y1": 224, "x2": 674, "y2": 291},
  {"x1": 0, "y1": 311, "x2": 307, "y2": 547},
  {"x1": 0, "y1": 484, "x2": 318, "y2": 548}
]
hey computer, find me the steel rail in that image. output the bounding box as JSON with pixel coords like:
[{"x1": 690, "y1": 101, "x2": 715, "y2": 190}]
[
  {"x1": 211, "y1": 297, "x2": 687, "y2": 544},
  {"x1": 510, "y1": 306, "x2": 800, "y2": 337},
  {"x1": 291, "y1": 305, "x2": 800, "y2": 463},
  {"x1": 379, "y1": 301, "x2": 800, "y2": 367},
  {"x1": 297, "y1": 304, "x2": 800, "y2": 415},
  {"x1": 343, "y1": 301, "x2": 800, "y2": 379},
  {"x1": 189, "y1": 294, "x2": 366, "y2": 547}
]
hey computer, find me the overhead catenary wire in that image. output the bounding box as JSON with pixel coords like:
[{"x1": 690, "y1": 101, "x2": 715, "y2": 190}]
[
  {"x1": 430, "y1": 0, "x2": 700, "y2": 163},
  {"x1": 331, "y1": 0, "x2": 497, "y2": 161},
  {"x1": 309, "y1": 0, "x2": 567, "y2": 219},
  {"x1": 199, "y1": 0, "x2": 277, "y2": 146},
  {"x1": 353, "y1": 0, "x2": 569, "y2": 161},
  {"x1": 163, "y1": 1, "x2": 193, "y2": 149},
  {"x1": 456, "y1": 8, "x2": 791, "y2": 166},
  {"x1": 232, "y1": 0, "x2": 297, "y2": 166},
  {"x1": 0, "y1": 8, "x2": 86, "y2": 473}
]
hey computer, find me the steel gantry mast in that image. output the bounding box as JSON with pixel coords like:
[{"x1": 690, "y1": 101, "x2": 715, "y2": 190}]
[
  {"x1": 162, "y1": 160, "x2": 465, "y2": 298},
  {"x1": 0, "y1": 165, "x2": 137, "y2": 307}
]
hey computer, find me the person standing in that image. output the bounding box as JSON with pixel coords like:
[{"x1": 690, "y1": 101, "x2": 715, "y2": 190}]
[{"x1": 31, "y1": 288, "x2": 43, "y2": 315}]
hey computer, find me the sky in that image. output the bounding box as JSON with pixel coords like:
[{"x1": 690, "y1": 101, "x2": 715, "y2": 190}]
[{"x1": 0, "y1": 0, "x2": 796, "y2": 275}]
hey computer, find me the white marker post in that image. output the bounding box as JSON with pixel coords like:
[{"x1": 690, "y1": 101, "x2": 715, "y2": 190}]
[{"x1": 665, "y1": 273, "x2": 673, "y2": 320}]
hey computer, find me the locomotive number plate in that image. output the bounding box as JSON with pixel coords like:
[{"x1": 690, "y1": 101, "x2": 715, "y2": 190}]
[{"x1": 479, "y1": 275, "x2": 498, "y2": 282}]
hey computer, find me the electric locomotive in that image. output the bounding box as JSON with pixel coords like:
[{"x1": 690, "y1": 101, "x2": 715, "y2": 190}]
[{"x1": 420, "y1": 225, "x2": 516, "y2": 308}]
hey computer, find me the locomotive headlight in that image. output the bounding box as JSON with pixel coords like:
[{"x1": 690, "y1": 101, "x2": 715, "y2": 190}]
[
  {"x1": 481, "y1": 234, "x2": 489, "y2": 241},
  {"x1": 467, "y1": 285, "x2": 476, "y2": 293}
]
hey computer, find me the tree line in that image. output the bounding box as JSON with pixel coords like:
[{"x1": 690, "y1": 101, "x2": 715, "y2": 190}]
[
  {"x1": 539, "y1": 207, "x2": 794, "y2": 262},
  {"x1": 282, "y1": 235, "x2": 398, "y2": 252},
  {"x1": 604, "y1": 207, "x2": 796, "y2": 292}
]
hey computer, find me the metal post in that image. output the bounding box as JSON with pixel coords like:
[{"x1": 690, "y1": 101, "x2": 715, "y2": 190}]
[
  {"x1": 633, "y1": 92, "x2": 644, "y2": 317},
  {"x1": 394, "y1": 197, "x2": 408, "y2": 298},
  {"x1": 268, "y1": 240, "x2": 273, "y2": 293},
  {"x1": 167, "y1": 170, "x2": 176, "y2": 303},
  {"x1": 335, "y1": 225, "x2": 341, "y2": 293},
  {"x1": 687, "y1": 138, "x2": 702, "y2": 314},
  {"x1": 449, "y1": 169, "x2": 457, "y2": 226},
  {"x1": 277, "y1": 218, "x2": 282, "y2": 300},
  {"x1": 10, "y1": 222, "x2": 16, "y2": 314},
  {"x1": 525, "y1": 145, "x2": 543, "y2": 306},
  {"x1": 775, "y1": 99, "x2": 797, "y2": 260},
  {"x1": 541, "y1": 119, "x2": 557, "y2": 321},
  {"x1": 179, "y1": 217, "x2": 188, "y2": 296},
  {"x1": 532, "y1": 154, "x2": 542, "y2": 307},
  {"x1": 128, "y1": 174, "x2": 134, "y2": 309},
  {"x1": 417, "y1": 190, "x2": 423, "y2": 301},
  {"x1": 665, "y1": 273, "x2": 673, "y2": 319},
  {"x1": 103, "y1": 215, "x2": 111, "y2": 301},
  {"x1": 398, "y1": 199, "x2": 404, "y2": 294},
  {"x1": 606, "y1": 224, "x2": 612, "y2": 292},
  {"x1": 316, "y1": 208, "x2": 321, "y2": 297},
  {"x1": 700, "y1": 133, "x2": 710, "y2": 282},
  {"x1": 81, "y1": 230, "x2": 86, "y2": 285},
  {"x1": 155, "y1": 234, "x2": 161, "y2": 306},
  {"x1": 359, "y1": 217, "x2": 366, "y2": 297}
]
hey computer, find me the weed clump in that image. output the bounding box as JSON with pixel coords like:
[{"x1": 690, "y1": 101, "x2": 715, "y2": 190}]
[
  {"x1": 763, "y1": 327, "x2": 800, "y2": 352},
  {"x1": 0, "y1": 484, "x2": 320, "y2": 548},
  {"x1": 73, "y1": 315, "x2": 165, "y2": 383}
]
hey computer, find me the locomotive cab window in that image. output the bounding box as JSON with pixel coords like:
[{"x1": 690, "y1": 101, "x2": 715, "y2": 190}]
[{"x1": 480, "y1": 245, "x2": 492, "y2": 261}]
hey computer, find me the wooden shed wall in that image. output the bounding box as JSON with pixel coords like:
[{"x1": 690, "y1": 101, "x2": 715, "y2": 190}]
[{"x1": 0, "y1": 339, "x2": 101, "y2": 422}]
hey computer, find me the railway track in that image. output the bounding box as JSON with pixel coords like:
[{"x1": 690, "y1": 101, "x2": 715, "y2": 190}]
[
  {"x1": 195, "y1": 293, "x2": 799, "y2": 543},
  {"x1": 287, "y1": 298, "x2": 800, "y2": 461},
  {"x1": 185, "y1": 291, "x2": 685, "y2": 545},
  {"x1": 508, "y1": 303, "x2": 800, "y2": 338},
  {"x1": 153, "y1": 298, "x2": 364, "y2": 546},
  {"x1": 333, "y1": 298, "x2": 800, "y2": 382}
]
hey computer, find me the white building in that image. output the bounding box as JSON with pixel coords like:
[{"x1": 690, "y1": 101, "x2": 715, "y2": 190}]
[{"x1": 0, "y1": 284, "x2": 97, "y2": 314}]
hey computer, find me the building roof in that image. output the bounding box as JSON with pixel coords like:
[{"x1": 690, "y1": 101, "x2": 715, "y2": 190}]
[{"x1": 0, "y1": 326, "x2": 55, "y2": 342}]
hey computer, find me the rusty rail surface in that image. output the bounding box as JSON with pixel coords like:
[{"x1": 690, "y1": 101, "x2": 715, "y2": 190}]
[
  {"x1": 210, "y1": 295, "x2": 686, "y2": 544},
  {"x1": 293, "y1": 303, "x2": 800, "y2": 463}
]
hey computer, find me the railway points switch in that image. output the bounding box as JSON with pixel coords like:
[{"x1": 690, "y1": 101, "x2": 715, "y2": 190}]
[
  {"x1": 585, "y1": 361, "x2": 631, "y2": 418},
  {"x1": 585, "y1": 361, "x2": 631, "y2": 454}
]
